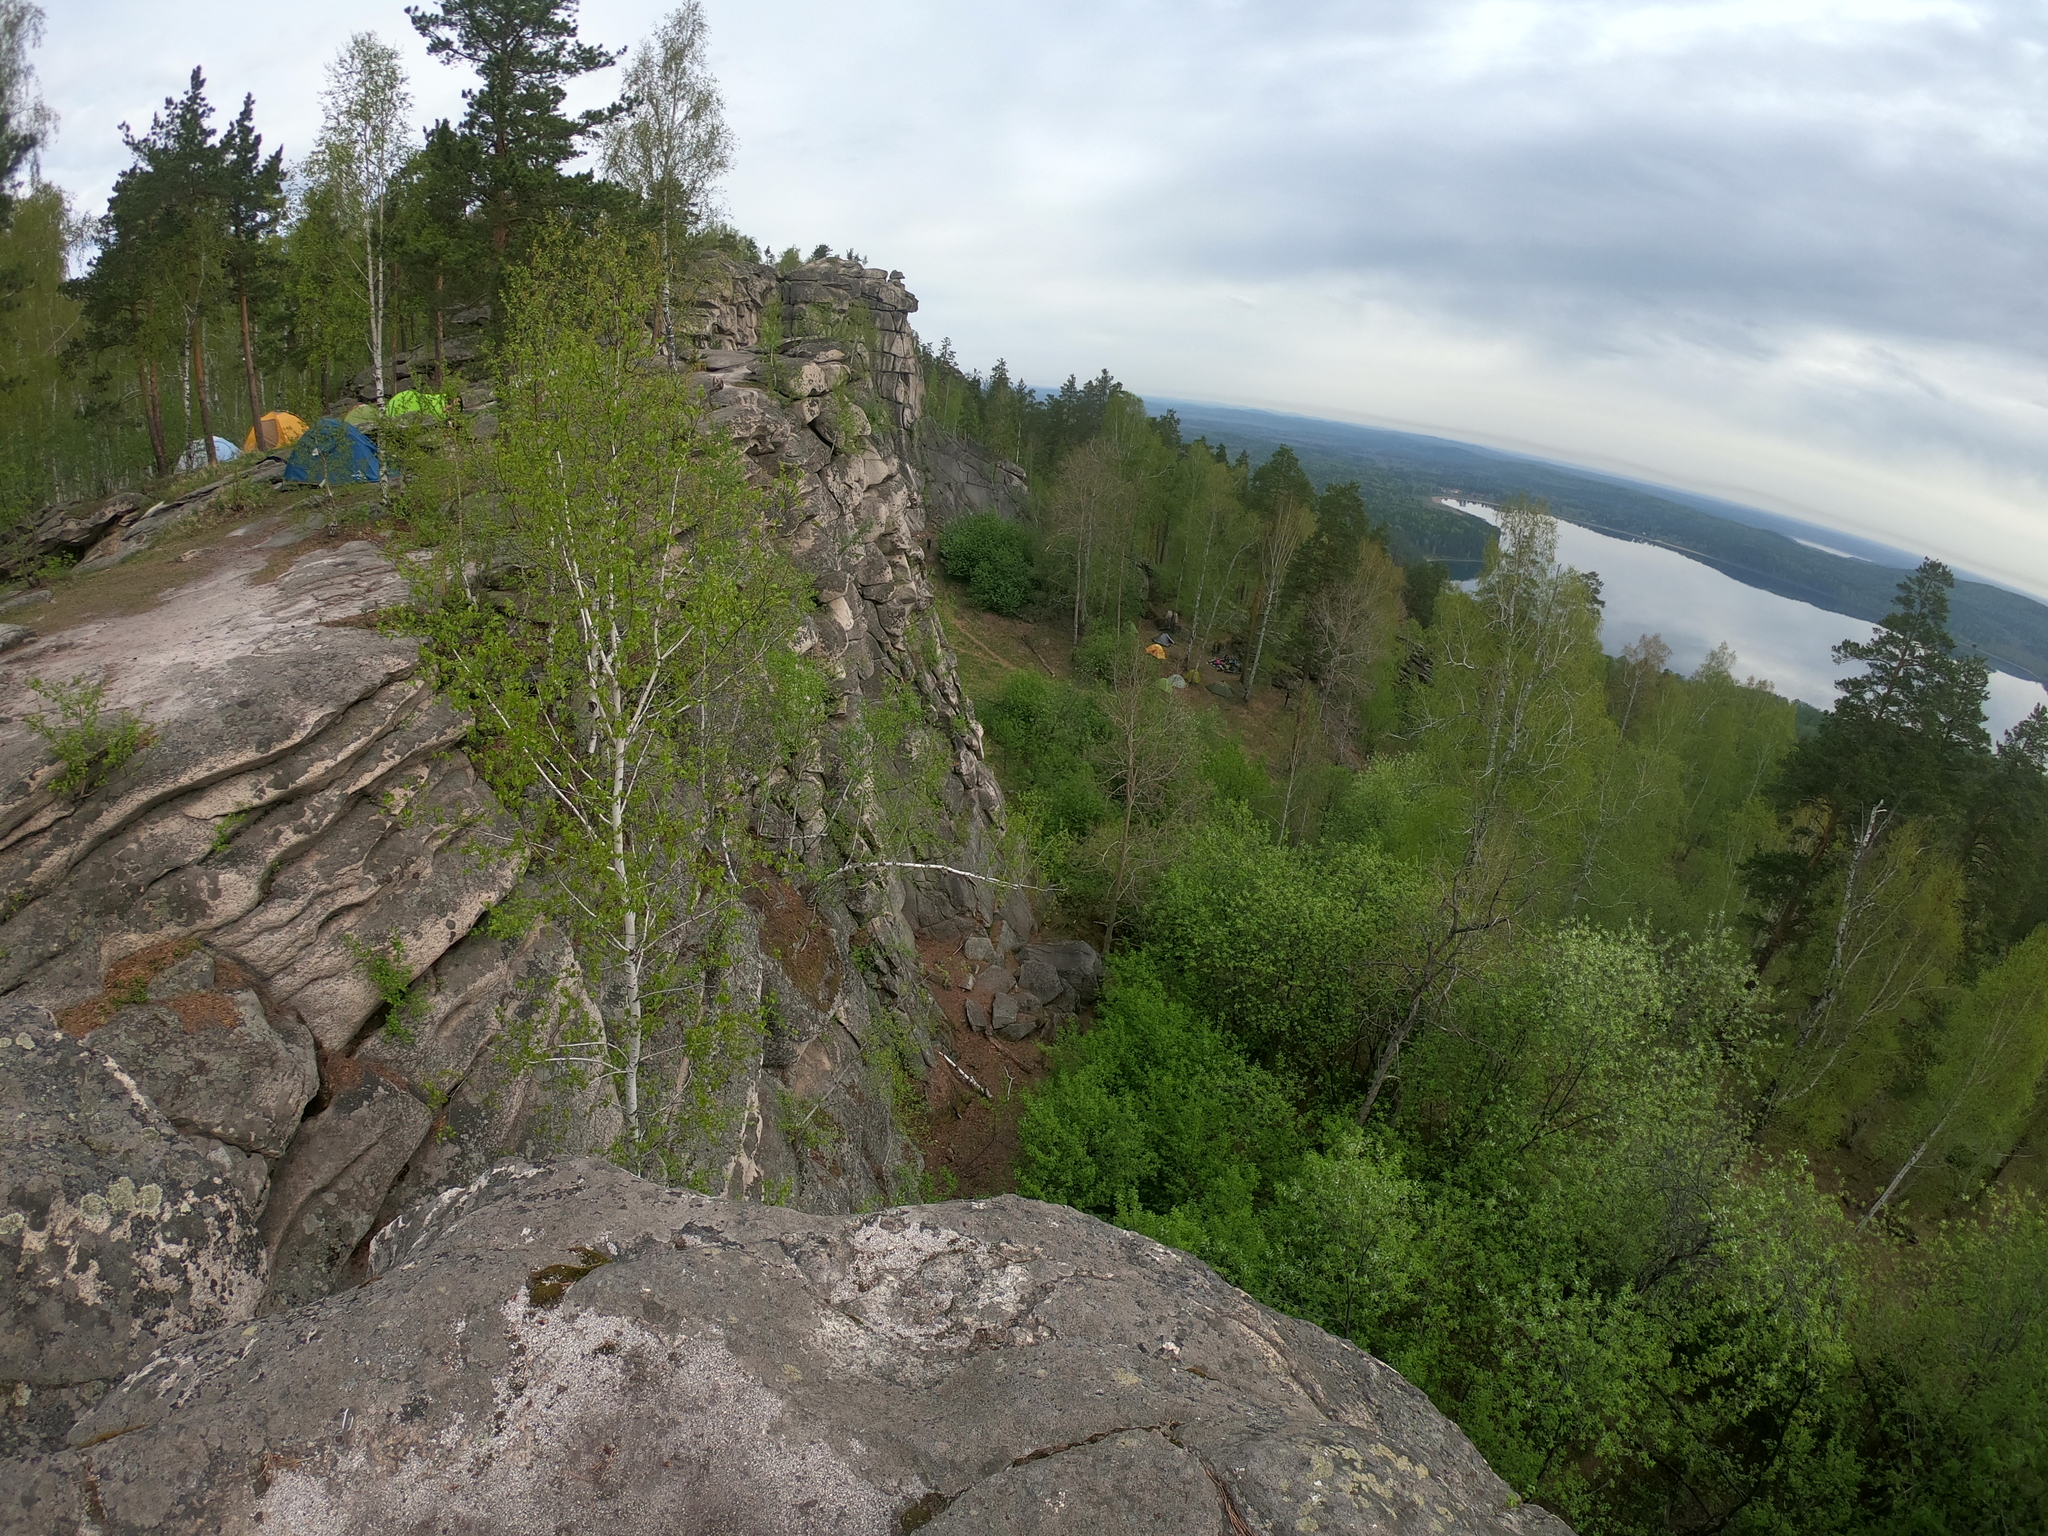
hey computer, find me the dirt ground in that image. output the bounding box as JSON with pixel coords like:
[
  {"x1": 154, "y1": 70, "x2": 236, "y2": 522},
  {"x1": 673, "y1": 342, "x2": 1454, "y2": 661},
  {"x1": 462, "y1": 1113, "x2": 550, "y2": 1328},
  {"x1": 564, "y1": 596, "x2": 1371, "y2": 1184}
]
[{"x1": 912, "y1": 929, "x2": 1089, "y2": 1199}]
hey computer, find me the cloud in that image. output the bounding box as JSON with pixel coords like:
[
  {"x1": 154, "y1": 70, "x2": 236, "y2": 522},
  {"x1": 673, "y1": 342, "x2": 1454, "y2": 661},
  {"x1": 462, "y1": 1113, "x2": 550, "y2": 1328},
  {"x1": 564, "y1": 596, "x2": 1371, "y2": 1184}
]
[{"x1": 28, "y1": 1, "x2": 2048, "y2": 592}]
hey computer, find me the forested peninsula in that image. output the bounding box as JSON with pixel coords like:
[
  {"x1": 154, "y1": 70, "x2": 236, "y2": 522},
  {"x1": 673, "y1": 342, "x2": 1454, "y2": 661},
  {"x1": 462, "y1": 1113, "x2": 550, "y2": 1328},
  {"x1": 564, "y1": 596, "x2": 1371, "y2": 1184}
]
[{"x1": 0, "y1": 3, "x2": 2045, "y2": 1533}]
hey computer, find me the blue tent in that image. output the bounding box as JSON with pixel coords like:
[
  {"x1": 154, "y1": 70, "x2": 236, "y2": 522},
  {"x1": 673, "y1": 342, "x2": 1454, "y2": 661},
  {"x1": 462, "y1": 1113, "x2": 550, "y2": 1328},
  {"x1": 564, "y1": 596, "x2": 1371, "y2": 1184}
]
[
  {"x1": 282, "y1": 417, "x2": 381, "y2": 485},
  {"x1": 175, "y1": 436, "x2": 241, "y2": 472}
]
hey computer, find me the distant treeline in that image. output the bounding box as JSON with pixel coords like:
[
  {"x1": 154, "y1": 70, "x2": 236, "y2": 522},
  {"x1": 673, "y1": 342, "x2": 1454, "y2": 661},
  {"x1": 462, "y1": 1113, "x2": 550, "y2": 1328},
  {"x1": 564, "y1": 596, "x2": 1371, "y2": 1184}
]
[{"x1": 1164, "y1": 400, "x2": 2048, "y2": 683}]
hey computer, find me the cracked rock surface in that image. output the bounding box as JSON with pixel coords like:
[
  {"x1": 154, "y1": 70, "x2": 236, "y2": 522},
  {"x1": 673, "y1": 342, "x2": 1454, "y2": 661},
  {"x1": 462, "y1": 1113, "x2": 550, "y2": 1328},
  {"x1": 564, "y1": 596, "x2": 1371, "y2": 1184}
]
[{"x1": 6, "y1": 1158, "x2": 1570, "y2": 1536}]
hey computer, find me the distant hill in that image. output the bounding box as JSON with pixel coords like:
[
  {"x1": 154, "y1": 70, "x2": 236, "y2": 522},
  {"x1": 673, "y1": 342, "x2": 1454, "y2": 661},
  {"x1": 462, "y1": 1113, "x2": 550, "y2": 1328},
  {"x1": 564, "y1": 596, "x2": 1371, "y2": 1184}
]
[{"x1": 1152, "y1": 399, "x2": 2048, "y2": 684}]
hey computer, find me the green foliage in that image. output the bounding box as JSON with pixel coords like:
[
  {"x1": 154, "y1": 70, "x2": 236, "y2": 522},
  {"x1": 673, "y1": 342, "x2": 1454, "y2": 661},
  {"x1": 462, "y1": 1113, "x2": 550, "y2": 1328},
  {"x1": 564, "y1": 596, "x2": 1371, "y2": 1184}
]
[
  {"x1": 342, "y1": 932, "x2": 429, "y2": 1044},
  {"x1": 1015, "y1": 958, "x2": 1303, "y2": 1250},
  {"x1": 23, "y1": 674, "x2": 152, "y2": 797},
  {"x1": 1018, "y1": 925, "x2": 1862, "y2": 1534},
  {"x1": 207, "y1": 809, "x2": 251, "y2": 858},
  {"x1": 978, "y1": 670, "x2": 1111, "y2": 840},
  {"x1": 1403, "y1": 558, "x2": 1448, "y2": 628},
  {"x1": 775, "y1": 1086, "x2": 841, "y2": 1157},
  {"x1": 1857, "y1": 1189, "x2": 2048, "y2": 1533},
  {"x1": 399, "y1": 223, "x2": 811, "y2": 1166},
  {"x1": 998, "y1": 484, "x2": 2048, "y2": 1536},
  {"x1": 1144, "y1": 815, "x2": 1423, "y2": 1099},
  {"x1": 937, "y1": 511, "x2": 1035, "y2": 615},
  {"x1": 408, "y1": 0, "x2": 628, "y2": 258},
  {"x1": 1068, "y1": 624, "x2": 1124, "y2": 684}
]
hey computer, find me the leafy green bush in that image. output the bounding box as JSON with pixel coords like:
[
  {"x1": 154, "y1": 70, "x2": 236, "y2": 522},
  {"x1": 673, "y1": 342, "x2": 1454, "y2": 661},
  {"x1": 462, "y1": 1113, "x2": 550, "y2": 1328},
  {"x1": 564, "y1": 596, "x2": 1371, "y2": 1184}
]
[
  {"x1": 342, "y1": 932, "x2": 429, "y2": 1044},
  {"x1": 1857, "y1": 1188, "x2": 2048, "y2": 1534},
  {"x1": 1015, "y1": 958, "x2": 1302, "y2": 1239},
  {"x1": 979, "y1": 670, "x2": 1111, "y2": 839},
  {"x1": 1070, "y1": 625, "x2": 1124, "y2": 684},
  {"x1": 937, "y1": 512, "x2": 1035, "y2": 614},
  {"x1": 1144, "y1": 817, "x2": 1425, "y2": 1098},
  {"x1": 24, "y1": 674, "x2": 153, "y2": 797}
]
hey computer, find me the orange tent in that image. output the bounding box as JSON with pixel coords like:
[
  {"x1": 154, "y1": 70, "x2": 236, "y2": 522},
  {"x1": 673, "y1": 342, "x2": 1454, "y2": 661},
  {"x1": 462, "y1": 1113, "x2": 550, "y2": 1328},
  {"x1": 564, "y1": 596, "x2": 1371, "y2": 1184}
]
[{"x1": 242, "y1": 411, "x2": 309, "y2": 453}]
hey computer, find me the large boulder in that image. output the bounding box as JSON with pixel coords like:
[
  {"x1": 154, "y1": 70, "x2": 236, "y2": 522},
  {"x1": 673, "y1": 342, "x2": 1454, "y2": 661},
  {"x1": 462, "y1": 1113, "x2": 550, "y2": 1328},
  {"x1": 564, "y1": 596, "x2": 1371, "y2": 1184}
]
[
  {"x1": 0, "y1": 1003, "x2": 268, "y2": 1458},
  {"x1": 7, "y1": 1159, "x2": 1568, "y2": 1536},
  {"x1": 1018, "y1": 939, "x2": 1103, "y2": 1012}
]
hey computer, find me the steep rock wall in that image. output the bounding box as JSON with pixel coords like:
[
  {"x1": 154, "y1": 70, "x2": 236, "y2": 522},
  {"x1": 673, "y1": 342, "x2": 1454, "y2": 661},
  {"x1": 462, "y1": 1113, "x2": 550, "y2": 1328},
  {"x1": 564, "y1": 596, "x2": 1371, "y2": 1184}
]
[{"x1": 0, "y1": 257, "x2": 1027, "y2": 1454}]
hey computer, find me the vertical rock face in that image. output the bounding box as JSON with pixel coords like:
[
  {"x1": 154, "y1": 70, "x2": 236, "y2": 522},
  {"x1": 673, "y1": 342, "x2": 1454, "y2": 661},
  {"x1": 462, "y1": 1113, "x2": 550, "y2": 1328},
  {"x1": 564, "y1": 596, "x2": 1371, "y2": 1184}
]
[
  {"x1": 0, "y1": 255, "x2": 1026, "y2": 1453},
  {"x1": 919, "y1": 428, "x2": 1032, "y2": 527}
]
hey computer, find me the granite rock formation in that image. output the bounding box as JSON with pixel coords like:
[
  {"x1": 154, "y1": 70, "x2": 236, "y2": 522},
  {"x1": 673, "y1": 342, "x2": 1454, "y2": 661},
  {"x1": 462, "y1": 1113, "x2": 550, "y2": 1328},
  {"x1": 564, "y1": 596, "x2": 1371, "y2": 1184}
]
[
  {"x1": 0, "y1": 256, "x2": 1047, "y2": 1456},
  {"x1": 6, "y1": 1158, "x2": 1570, "y2": 1536}
]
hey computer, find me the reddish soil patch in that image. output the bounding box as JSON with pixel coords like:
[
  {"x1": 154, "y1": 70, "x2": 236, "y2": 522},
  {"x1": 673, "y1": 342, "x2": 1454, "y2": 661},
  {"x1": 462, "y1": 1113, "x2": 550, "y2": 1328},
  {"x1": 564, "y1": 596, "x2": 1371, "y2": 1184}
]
[
  {"x1": 58, "y1": 936, "x2": 203, "y2": 1035},
  {"x1": 913, "y1": 930, "x2": 1071, "y2": 1198},
  {"x1": 745, "y1": 871, "x2": 842, "y2": 1009},
  {"x1": 166, "y1": 992, "x2": 239, "y2": 1031}
]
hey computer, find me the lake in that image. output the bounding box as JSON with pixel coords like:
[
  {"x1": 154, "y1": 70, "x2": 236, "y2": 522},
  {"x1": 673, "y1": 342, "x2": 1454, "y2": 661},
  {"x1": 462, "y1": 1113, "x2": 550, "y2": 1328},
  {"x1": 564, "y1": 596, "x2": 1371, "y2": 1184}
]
[{"x1": 1445, "y1": 501, "x2": 2048, "y2": 739}]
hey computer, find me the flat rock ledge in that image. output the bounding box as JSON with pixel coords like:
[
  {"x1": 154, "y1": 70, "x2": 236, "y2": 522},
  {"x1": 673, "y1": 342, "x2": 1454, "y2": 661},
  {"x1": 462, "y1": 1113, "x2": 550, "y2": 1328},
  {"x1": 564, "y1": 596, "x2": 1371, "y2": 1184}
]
[{"x1": 5, "y1": 1159, "x2": 1567, "y2": 1536}]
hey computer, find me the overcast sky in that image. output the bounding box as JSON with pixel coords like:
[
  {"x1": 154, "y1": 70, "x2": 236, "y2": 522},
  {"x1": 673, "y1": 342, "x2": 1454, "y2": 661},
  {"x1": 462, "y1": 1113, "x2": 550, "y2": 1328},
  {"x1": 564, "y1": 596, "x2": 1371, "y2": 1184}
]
[{"x1": 30, "y1": 1, "x2": 2048, "y2": 596}]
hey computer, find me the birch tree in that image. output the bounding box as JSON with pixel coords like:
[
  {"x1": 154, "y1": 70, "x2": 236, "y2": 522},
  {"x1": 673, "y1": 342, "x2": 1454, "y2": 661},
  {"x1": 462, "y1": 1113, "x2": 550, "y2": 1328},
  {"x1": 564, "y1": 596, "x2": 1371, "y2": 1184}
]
[
  {"x1": 1304, "y1": 537, "x2": 1404, "y2": 755},
  {"x1": 1756, "y1": 808, "x2": 1962, "y2": 1138},
  {"x1": 404, "y1": 226, "x2": 812, "y2": 1163},
  {"x1": 1088, "y1": 655, "x2": 1206, "y2": 952},
  {"x1": 1242, "y1": 492, "x2": 1312, "y2": 700},
  {"x1": 0, "y1": 0, "x2": 54, "y2": 225},
  {"x1": 314, "y1": 34, "x2": 412, "y2": 406},
  {"x1": 1863, "y1": 926, "x2": 2048, "y2": 1226},
  {"x1": 1045, "y1": 440, "x2": 1128, "y2": 644},
  {"x1": 1361, "y1": 499, "x2": 1609, "y2": 1119},
  {"x1": 601, "y1": 2, "x2": 732, "y2": 354}
]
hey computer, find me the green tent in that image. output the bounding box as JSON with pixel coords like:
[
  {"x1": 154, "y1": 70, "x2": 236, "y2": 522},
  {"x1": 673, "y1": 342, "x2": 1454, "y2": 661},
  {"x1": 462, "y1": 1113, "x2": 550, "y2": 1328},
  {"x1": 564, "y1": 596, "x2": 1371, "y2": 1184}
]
[
  {"x1": 343, "y1": 403, "x2": 381, "y2": 430},
  {"x1": 387, "y1": 389, "x2": 448, "y2": 421}
]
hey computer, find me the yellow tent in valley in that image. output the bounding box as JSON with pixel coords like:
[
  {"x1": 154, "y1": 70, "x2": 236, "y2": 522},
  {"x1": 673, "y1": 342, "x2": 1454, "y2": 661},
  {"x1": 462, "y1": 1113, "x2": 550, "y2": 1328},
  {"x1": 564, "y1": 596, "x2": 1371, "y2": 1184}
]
[{"x1": 242, "y1": 411, "x2": 308, "y2": 453}]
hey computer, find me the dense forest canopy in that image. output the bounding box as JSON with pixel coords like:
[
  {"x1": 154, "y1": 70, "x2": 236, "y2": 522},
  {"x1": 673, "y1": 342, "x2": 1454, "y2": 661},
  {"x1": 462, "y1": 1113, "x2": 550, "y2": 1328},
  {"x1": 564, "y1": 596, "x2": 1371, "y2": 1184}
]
[
  {"x1": 925, "y1": 348, "x2": 2048, "y2": 1534},
  {"x1": 2, "y1": 4, "x2": 2046, "y2": 1529}
]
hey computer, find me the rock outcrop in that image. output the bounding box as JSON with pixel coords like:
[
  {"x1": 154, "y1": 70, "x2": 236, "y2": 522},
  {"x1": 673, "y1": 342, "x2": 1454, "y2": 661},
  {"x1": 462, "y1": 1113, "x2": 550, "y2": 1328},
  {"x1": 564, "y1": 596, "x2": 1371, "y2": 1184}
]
[
  {"x1": 0, "y1": 1002, "x2": 269, "y2": 1458},
  {"x1": 0, "y1": 251, "x2": 1561, "y2": 1529},
  {"x1": 919, "y1": 426, "x2": 1030, "y2": 528},
  {"x1": 7, "y1": 1158, "x2": 1569, "y2": 1536},
  {"x1": 0, "y1": 254, "x2": 1045, "y2": 1455}
]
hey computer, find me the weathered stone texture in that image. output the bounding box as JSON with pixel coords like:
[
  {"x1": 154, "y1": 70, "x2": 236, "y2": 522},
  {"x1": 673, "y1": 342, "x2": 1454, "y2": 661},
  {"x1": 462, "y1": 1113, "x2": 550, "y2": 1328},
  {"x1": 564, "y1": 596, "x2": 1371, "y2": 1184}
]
[
  {"x1": 0, "y1": 1003, "x2": 268, "y2": 1457},
  {"x1": 5, "y1": 1160, "x2": 1570, "y2": 1536}
]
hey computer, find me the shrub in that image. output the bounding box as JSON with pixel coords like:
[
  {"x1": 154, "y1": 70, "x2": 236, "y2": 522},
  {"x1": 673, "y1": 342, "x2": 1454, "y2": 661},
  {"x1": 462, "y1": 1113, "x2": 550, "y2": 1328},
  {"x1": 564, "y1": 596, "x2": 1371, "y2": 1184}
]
[
  {"x1": 938, "y1": 512, "x2": 1034, "y2": 614},
  {"x1": 24, "y1": 674, "x2": 153, "y2": 797},
  {"x1": 980, "y1": 670, "x2": 1112, "y2": 838},
  {"x1": 1070, "y1": 625, "x2": 1123, "y2": 684}
]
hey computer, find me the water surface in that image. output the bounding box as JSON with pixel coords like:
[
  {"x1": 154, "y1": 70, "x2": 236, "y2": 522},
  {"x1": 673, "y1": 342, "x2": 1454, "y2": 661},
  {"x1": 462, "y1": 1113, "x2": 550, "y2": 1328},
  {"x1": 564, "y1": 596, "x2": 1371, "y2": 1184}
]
[{"x1": 1446, "y1": 501, "x2": 2048, "y2": 738}]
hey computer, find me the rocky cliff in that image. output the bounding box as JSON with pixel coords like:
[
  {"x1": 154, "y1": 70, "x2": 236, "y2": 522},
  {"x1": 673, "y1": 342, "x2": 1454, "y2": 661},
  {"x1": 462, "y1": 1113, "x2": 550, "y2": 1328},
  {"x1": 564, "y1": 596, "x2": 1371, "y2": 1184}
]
[
  {"x1": 0, "y1": 256, "x2": 1032, "y2": 1450},
  {"x1": 0, "y1": 254, "x2": 1567, "y2": 1532}
]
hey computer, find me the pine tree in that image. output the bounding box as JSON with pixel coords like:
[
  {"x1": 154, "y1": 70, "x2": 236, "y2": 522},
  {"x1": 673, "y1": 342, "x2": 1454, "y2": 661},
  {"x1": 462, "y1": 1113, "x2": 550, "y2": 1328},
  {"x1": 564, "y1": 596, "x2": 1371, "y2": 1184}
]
[
  {"x1": 407, "y1": 0, "x2": 625, "y2": 257},
  {"x1": 389, "y1": 120, "x2": 485, "y2": 392},
  {"x1": 219, "y1": 93, "x2": 284, "y2": 433},
  {"x1": 1750, "y1": 561, "x2": 1993, "y2": 970},
  {"x1": 121, "y1": 69, "x2": 232, "y2": 467}
]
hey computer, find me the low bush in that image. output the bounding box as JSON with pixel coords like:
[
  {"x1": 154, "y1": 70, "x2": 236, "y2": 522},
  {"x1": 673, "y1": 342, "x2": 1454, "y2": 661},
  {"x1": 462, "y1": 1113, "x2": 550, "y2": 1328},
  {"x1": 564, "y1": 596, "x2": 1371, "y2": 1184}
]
[
  {"x1": 937, "y1": 512, "x2": 1035, "y2": 614},
  {"x1": 24, "y1": 674, "x2": 153, "y2": 797}
]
